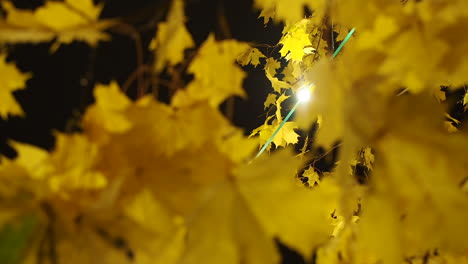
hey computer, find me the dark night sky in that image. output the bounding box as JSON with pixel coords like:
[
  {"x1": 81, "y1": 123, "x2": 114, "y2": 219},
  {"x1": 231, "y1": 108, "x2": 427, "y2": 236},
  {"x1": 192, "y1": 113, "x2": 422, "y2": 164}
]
[{"x1": 0, "y1": 0, "x2": 284, "y2": 156}]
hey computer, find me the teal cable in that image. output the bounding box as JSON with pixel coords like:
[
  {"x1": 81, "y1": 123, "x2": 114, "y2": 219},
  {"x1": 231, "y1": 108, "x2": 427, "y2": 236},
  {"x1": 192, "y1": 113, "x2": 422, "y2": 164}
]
[
  {"x1": 333, "y1": 28, "x2": 355, "y2": 58},
  {"x1": 254, "y1": 27, "x2": 356, "y2": 159}
]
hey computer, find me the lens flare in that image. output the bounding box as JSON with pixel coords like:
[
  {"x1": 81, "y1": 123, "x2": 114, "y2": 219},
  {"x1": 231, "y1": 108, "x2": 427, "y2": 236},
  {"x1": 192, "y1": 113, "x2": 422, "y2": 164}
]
[{"x1": 297, "y1": 86, "x2": 312, "y2": 102}]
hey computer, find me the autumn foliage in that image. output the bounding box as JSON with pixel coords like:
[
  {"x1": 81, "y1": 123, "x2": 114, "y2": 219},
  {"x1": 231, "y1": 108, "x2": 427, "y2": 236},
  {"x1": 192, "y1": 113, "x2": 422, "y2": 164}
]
[{"x1": 1, "y1": 0, "x2": 468, "y2": 264}]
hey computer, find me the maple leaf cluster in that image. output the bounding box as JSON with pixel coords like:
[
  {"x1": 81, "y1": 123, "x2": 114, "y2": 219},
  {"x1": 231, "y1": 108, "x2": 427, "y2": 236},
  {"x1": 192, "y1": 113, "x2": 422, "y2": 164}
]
[{"x1": 1, "y1": 0, "x2": 468, "y2": 264}]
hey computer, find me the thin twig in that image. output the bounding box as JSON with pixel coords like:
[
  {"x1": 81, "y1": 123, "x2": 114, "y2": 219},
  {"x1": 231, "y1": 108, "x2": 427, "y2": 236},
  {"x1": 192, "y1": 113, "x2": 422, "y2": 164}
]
[
  {"x1": 312, "y1": 29, "x2": 323, "y2": 62},
  {"x1": 397, "y1": 88, "x2": 408, "y2": 96},
  {"x1": 331, "y1": 17, "x2": 335, "y2": 52},
  {"x1": 247, "y1": 42, "x2": 279, "y2": 49},
  {"x1": 176, "y1": 49, "x2": 198, "y2": 74},
  {"x1": 111, "y1": 23, "x2": 145, "y2": 97},
  {"x1": 121, "y1": 65, "x2": 151, "y2": 93},
  {"x1": 312, "y1": 143, "x2": 342, "y2": 166},
  {"x1": 39, "y1": 203, "x2": 57, "y2": 264},
  {"x1": 217, "y1": 0, "x2": 236, "y2": 121},
  {"x1": 62, "y1": 2, "x2": 93, "y2": 22}
]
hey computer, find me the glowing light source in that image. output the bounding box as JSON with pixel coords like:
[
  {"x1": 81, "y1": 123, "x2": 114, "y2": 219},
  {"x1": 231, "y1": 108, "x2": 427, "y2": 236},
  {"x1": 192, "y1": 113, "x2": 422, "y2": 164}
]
[
  {"x1": 297, "y1": 86, "x2": 312, "y2": 102},
  {"x1": 253, "y1": 28, "x2": 356, "y2": 159}
]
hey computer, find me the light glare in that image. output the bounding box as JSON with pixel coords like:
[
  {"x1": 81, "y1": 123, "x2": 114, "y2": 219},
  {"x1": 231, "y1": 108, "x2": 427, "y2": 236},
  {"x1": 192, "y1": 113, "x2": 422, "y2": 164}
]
[{"x1": 297, "y1": 87, "x2": 312, "y2": 102}]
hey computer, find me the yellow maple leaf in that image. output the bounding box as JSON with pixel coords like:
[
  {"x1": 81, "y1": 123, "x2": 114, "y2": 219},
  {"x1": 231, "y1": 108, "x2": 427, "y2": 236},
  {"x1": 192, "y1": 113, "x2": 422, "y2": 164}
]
[
  {"x1": 53, "y1": 211, "x2": 185, "y2": 264},
  {"x1": 250, "y1": 118, "x2": 299, "y2": 150},
  {"x1": 275, "y1": 93, "x2": 289, "y2": 122},
  {"x1": 263, "y1": 93, "x2": 277, "y2": 109},
  {"x1": 296, "y1": 60, "x2": 343, "y2": 148},
  {"x1": 282, "y1": 61, "x2": 302, "y2": 84},
  {"x1": 34, "y1": 2, "x2": 95, "y2": 31},
  {"x1": 317, "y1": 217, "x2": 357, "y2": 264},
  {"x1": 254, "y1": 0, "x2": 325, "y2": 24},
  {"x1": 272, "y1": 121, "x2": 299, "y2": 147},
  {"x1": 150, "y1": 0, "x2": 195, "y2": 71},
  {"x1": 172, "y1": 34, "x2": 249, "y2": 107},
  {"x1": 279, "y1": 19, "x2": 313, "y2": 61},
  {"x1": 12, "y1": 133, "x2": 107, "y2": 199},
  {"x1": 179, "y1": 182, "x2": 278, "y2": 264},
  {"x1": 356, "y1": 15, "x2": 399, "y2": 51},
  {"x1": 379, "y1": 29, "x2": 446, "y2": 94},
  {"x1": 47, "y1": 133, "x2": 107, "y2": 194},
  {"x1": 8, "y1": 142, "x2": 50, "y2": 180},
  {"x1": 235, "y1": 149, "x2": 339, "y2": 259},
  {"x1": 216, "y1": 131, "x2": 257, "y2": 163},
  {"x1": 332, "y1": 0, "x2": 468, "y2": 96},
  {"x1": 302, "y1": 166, "x2": 320, "y2": 186},
  {"x1": 0, "y1": 54, "x2": 31, "y2": 119},
  {"x1": 163, "y1": 150, "x2": 339, "y2": 263},
  {"x1": 237, "y1": 47, "x2": 266, "y2": 67},
  {"x1": 54, "y1": 227, "x2": 133, "y2": 264},
  {"x1": 123, "y1": 96, "x2": 234, "y2": 156},
  {"x1": 83, "y1": 91, "x2": 253, "y2": 219},
  {"x1": 365, "y1": 95, "x2": 468, "y2": 259},
  {"x1": 0, "y1": 151, "x2": 49, "y2": 200},
  {"x1": 84, "y1": 81, "x2": 132, "y2": 143},
  {"x1": 94, "y1": 81, "x2": 131, "y2": 111},
  {"x1": 264, "y1": 58, "x2": 289, "y2": 92},
  {"x1": 258, "y1": 7, "x2": 275, "y2": 25},
  {"x1": 0, "y1": 22, "x2": 54, "y2": 43},
  {"x1": 251, "y1": 94, "x2": 299, "y2": 149},
  {"x1": 353, "y1": 195, "x2": 403, "y2": 264},
  {"x1": 435, "y1": 88, "x2": 446, "y2": 102},
  {"x1": 0, "y1": 0, "x2": 113, "y2": 46},
  {"x1": 335, "y1": 27, "x2": 349, "y2": 42},
  {"x1": 123, "y1": 188, "x2": 175, "y2": 234},
  {"x1": 66, "y1": 0, "x2": 103, "y2": 19},
  {"x1": 444, "y1": 120, "x2": 458, "y2": 133},
  {"x1": 250, "y1": 115, "x2": 274, "y2": 150},
  {"x1": 361, "y1": 147, "x2": 374, "y2": 169},
  {"x1": 84, "y1": 93, "x2": 250, "y2": 215}
]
